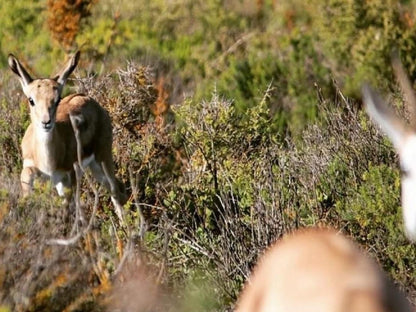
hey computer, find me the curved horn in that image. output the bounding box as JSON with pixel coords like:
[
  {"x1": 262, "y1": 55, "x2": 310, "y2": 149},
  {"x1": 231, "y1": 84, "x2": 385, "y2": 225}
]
[{"x1": 391, "y1": 52, "x2": 416, "y2": 129}]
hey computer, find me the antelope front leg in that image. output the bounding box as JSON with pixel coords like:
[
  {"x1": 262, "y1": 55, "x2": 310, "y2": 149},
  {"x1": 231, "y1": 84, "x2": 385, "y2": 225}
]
[
  {"x1": 52, "y1": 171, "x2": 73, "y2": 203},
  {"x1": 20, "y1": 164, "x2": 37, "y2": 196}
]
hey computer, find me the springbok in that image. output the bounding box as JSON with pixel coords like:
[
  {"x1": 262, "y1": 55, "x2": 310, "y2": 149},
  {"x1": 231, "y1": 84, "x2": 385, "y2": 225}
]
[
  {"x1": 235, "y1": 228, "x2": 411, "y2": 312},
  {"x1": 362, "y1": 58, "x2": 416, "y2": 241},
  {"x1": 8, "y1": 51, "x2": 127, "y2": 219}
]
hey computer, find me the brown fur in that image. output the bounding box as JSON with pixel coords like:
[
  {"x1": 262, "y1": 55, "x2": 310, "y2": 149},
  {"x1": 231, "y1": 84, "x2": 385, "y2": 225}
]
[
  {"x1": 22, "y1": 94, "x2": 112, "y2": 172},
  {"x1": 236, "y1": 228, "x2": 412, "y2": 312}
]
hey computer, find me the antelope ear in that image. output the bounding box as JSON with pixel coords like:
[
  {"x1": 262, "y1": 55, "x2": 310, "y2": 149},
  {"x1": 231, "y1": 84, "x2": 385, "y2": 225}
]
[
  {"x1": 362, "y1": 83, "x2": 410, "y2": 150},
  {"x1": 56, "y1": 51, "x2": 80, "y2": 86},
  {"x1": 8, "y1": 54, "x2": 33, "y2": 88},
  {"x1": 391, "y1": 53, "x2": 416, "y2": 129}
]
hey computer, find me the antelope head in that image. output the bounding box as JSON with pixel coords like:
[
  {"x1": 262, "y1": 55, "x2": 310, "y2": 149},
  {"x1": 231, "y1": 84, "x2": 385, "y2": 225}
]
[
  {"x1": 362, "y1": 57, "x2": 416, "y2": 241},
  {"x1": 8, "y1": 52, "x2": 80, "y2": 133}
]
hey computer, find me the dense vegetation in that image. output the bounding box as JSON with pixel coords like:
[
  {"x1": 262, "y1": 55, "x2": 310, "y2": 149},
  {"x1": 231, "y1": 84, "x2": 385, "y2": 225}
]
[{"x1": 1, "y1": 0, "x2": 416, "y2": 310}]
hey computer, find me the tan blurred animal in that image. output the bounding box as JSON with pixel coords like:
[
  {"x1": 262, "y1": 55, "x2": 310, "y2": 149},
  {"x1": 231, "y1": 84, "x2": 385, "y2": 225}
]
[{"x1": 235, "y1": 228, "x2": 412, "y2": 312}]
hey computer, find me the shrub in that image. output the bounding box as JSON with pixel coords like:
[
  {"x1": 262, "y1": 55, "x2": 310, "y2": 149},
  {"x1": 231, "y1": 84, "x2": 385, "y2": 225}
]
[
  {"x1": 0, "y1": 1, "x2": 53, "y2": 72},
  {"x1": 0, "y1": 74, "x2": 27, "y2": 174},
  {"x1": 3, "y1": 0, "x2": 416, "y2": 309},
  {"x1": 47, "y1": 0, "x2": 98, "y2": 51},
  {"x1": 309, "y1": 0, "x2": 416, "y2": 95},
  {"x1": 0, "y1": 61, "x2": 162, "y2": 311}
]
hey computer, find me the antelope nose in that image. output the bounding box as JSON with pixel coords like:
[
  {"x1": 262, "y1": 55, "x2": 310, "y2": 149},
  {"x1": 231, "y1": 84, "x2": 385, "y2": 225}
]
[
  {"x1": 41, "y1": 112, "x2": 51, "y2": 124},
  {"x1": 42, "y1": 118, "x2": 52, "y2": 129}
]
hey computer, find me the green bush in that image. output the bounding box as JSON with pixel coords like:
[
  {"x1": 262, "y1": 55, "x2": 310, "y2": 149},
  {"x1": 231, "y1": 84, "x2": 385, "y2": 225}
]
[
  {"x1": 0, "y1": 1, "x2": 51, "y2": 70},
  {"x1": 335, "y1": 164, "x2": 416, "y2": 290},
  {"x1": 309, "y1": 0, "x2": 416, "y2": 95}
]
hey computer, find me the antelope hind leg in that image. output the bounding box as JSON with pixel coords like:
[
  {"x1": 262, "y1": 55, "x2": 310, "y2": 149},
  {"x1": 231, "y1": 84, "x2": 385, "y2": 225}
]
[{"x1": 89, "y1": 159, "x2": 127, "y2": 221}]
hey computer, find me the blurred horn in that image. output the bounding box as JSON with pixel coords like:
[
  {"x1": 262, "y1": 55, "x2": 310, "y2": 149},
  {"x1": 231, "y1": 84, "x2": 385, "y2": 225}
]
[{"x1": 392, "y1": 51, "x2": 416, "y2": 128}]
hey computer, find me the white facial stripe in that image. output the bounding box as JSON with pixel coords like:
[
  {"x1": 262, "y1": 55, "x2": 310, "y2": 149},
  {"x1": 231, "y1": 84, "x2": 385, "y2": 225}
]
[{"x1": 24, "y1": 79, "x2": 61, "y2": 132}]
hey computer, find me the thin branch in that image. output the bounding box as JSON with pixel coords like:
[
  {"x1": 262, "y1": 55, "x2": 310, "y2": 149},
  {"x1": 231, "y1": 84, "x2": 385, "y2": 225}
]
[
  {"x1": 129, "y1": 167, "x2": 147, "y2": 239},
  {"x1": 69, "y1": 114, "x2": 84, "y2": 170},
  {"x1": 47, "y1": 114, "x2": 99, "y2": 245},
  {"x1": 113, "y1": 239, "x2": 134, "y2": 277}
]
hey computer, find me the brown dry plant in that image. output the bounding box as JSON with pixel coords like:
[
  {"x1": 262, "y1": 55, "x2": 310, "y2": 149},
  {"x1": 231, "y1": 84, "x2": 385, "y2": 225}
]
[{"x1": 47, "y1": 0, "x2": 98, "y2": 50}]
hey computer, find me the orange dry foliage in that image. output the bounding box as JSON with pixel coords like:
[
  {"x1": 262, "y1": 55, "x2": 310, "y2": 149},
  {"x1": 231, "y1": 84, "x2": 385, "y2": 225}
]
[
  {"x1": 284, "y1": 9, "x2": 296, "y2": 31},
  {"x1": 403, "y1": 11, "x2": 414, "y2": 28},
  {"x1": 47, "y1": 0, "x2": 98, "y2": 50},
  {"x1": 151, "y1": 77, "x2": 170, "y2": 129},
  {"x1": 256, "y1": 0, "x2": 264, "y2": 12}
]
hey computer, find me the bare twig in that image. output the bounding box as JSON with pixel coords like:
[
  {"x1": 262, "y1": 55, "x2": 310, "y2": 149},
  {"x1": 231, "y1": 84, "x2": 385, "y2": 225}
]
[
  {"x1": 69, "y1": 114, "x2": 84, "y2": 170},
  {"x1": 129, "y1": 167, "x2": 147, "y2": 239},
  {"x1": 101, "y1": 160, "x2": 124, "y2": 224},
  {"x1": 113, "y1": 239, "x2": 134, "y2": 277},
  {"x1": 47, "y1": 114, "x2": 99, "y2": 245},
  {"x1": 210, "y1": 32, "x2": 256, "y2": 71}
]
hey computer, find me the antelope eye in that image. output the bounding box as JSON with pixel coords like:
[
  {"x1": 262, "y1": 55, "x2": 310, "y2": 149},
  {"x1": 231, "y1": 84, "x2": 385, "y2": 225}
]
[{"x1": 28, "y1": 97, "x2": 35, "y2": 106}]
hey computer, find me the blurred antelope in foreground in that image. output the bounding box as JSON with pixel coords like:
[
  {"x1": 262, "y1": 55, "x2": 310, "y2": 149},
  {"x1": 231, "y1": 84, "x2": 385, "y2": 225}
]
[
  {"x1": 362, "y1": 57, "x2": 416, "y2": 241},
  {"x1": 236, "y1": 228, "x2": 411, "y2": 312},
  {"x1": 8, "y1": 51, "x2": 127, "y2": 219}
]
